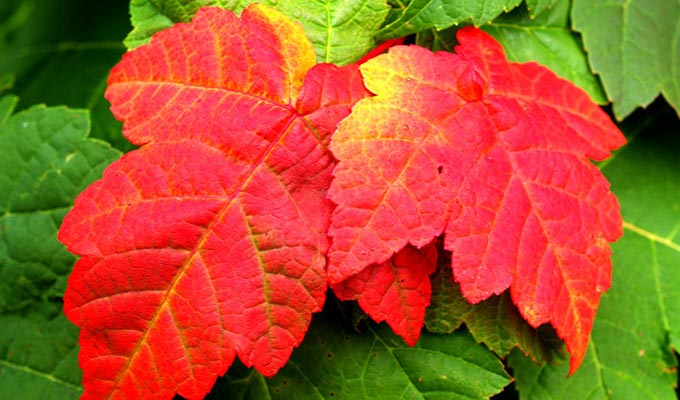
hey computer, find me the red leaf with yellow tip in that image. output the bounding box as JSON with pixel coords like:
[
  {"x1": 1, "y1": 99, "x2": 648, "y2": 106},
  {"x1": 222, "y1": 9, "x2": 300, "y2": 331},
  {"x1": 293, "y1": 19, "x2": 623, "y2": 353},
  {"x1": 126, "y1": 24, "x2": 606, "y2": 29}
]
[
  {"x1": 58, "y1": 5, "x2": 368, "y2": 399},
  {"x1": 332, "y1": 243, "x2": 438, "y2": 346},
  {"x1": 327, "y1": 27, "x2": 625, "y2": 373}
]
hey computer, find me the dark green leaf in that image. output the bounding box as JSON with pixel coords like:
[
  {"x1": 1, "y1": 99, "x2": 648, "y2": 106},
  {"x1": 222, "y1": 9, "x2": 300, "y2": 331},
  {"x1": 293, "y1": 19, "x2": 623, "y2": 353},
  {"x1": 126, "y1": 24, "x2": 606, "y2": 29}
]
[
  {"x1": 426, "y1": 244, "x2": 564, "y2": 365},
  {"x1": 0, "y1": 0, "x2": 130, "y2": 151},
  {"x1": 0, "y1": 97, "x2": 120, "y2": 399}
]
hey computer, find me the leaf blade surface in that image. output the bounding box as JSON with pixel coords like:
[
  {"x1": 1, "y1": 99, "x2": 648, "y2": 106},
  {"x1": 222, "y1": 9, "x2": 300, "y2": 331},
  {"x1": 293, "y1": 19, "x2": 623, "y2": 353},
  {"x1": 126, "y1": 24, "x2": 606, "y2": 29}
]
[{"x1": 59, "y1": 6, "x2": 368, "y2": 399}]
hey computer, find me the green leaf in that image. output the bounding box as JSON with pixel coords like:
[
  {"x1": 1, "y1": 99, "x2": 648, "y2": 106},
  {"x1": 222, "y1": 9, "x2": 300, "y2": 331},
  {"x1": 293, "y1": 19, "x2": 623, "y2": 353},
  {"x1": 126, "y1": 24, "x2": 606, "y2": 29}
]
[
  {"x1": 509, "y1": 106, "x2": 680, "y2": 399},
  {"x1": 126, "y1": 0, "x2": 390, "y2": 65},
  {"x1": 0, "y1": 312, "x2": 82, "y2": 400},
  {"x1": 426, "y1": 244, "x2": 565, "y2": 365},
  {"x1": 377, "y1": 0, "x2": 523, "y2": 40},
  {"x1": 0, "y1": 98, "x2": 120, "y2": 399},
  {"x1": 259, "y1": 0, "x2": 391, "y2": 65},
  {"x1": 0, "y1": 99, "x2": 120, "y2": 312},
  {"x1": 525, "y1": 0, "x2": 559, "y2": 18},
  {"x1": 212, "y1": 305, "x2": 511, "y2": 399},
  {"x1": 572, "y1": 0, "x2": 680, "y2": 119},
  {"x1": 481, "y1": 0, "x2": 606, "y2": 104}
]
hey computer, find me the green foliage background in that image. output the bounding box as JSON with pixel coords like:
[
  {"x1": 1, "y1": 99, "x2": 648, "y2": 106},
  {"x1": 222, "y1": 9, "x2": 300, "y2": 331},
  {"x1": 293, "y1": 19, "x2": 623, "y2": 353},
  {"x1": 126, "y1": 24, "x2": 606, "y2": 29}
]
[{"x1": 0, "y1": 0, "x2": 678, "y2": 398}]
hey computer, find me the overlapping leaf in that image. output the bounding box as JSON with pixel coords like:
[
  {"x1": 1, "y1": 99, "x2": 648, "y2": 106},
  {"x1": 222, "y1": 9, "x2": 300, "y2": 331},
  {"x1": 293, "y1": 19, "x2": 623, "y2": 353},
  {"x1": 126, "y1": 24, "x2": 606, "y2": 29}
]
[
  {"x1": 58, "y1": 5, "x2": 368, "y2": 399},
  {"x1": 426, "y1": 244, "x2": 565, "y2": 364},
  {"x1": 332, "y1": 243, "x2": 437, "y2": 346},
  {"x1": 328, "y1": 27, "x2": 625, "y2": 373}
]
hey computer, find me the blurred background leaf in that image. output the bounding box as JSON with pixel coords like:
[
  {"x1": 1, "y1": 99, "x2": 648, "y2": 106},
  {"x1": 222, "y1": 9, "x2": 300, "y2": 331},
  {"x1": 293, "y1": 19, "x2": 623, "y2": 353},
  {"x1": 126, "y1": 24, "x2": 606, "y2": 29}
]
[{"x1": 0, "y1": 0, "x2": 132, "y2": 151}]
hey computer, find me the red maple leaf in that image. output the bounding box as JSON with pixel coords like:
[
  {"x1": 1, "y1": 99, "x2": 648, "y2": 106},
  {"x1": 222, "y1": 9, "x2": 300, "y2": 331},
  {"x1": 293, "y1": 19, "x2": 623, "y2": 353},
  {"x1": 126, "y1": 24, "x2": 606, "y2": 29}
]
[
  {"x1": 58, "y1": 5, "x2": 368, "y2": 399},
  {"x1": 327, "y1": 27, "x2": 625, "y2": 373}
]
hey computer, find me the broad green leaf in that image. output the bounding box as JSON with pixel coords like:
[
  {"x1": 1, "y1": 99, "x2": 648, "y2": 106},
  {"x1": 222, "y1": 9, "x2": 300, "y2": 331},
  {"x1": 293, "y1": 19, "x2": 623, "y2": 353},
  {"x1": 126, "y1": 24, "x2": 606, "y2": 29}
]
[
  {"x1": 0, "y1": 99, "x2": 120, "y2": 312},
  {"x1": 481, "y1": 0, "x2": 606, "y2": 104},
  {"x1": 509, "y1": 106, "x2": 680, "y2": 399},
  {"x1": 572, "y1": 0, "x2": 680, "y2": 119},
  {"x1": 377, "y1": 0, "x2": 523, "y2": 40},
  {"x1": 213, "y1": 306, "x2": 511, "y2": 399},
  {"x1": 0, "y1": 97, "x2": 120, "y2": 398},
  {"x1": 126, "y1": 0, "x2": 390, "y2": 65},
  {"x1": 0, "y1": 313, "x2": 82, "y2": 400},
  {"x1": 426, "y1": 246, "x2": 565, "y2": 365}
]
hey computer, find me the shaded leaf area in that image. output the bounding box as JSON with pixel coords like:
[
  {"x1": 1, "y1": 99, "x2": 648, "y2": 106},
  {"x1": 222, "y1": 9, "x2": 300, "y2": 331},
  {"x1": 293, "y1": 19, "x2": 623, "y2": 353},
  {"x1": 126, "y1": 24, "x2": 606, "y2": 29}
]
[
  {"x1": 208, "y1": 300, "x2": 510, "y2": 399},
  {"x1": 126, "y1": 0, "x2": 390, "y2": 65},
  {"x1": 0, "y1": 0, "x2": 131, "y2": 150},
  {"x1": 510, "y1": 103, "x2": 680, "y2": 399},
  {"x1": 328, "y1": 27, "x2": 624, "y2": 373},
  {"x1": 572, "y1": 0, "x2": 680, "y2": 119},
  {"x1": 0, "y1": 96, "x2": 120, "y2": 398},
  {"x1": 377, "y1": 0, "x2": 522, "y2": 40},
  {"x1": 59, "y1": 6, "x2": 369, "y2": 399},
  {"x1": 425, "y1": 241, "x2": 566, "y2": 365}
]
